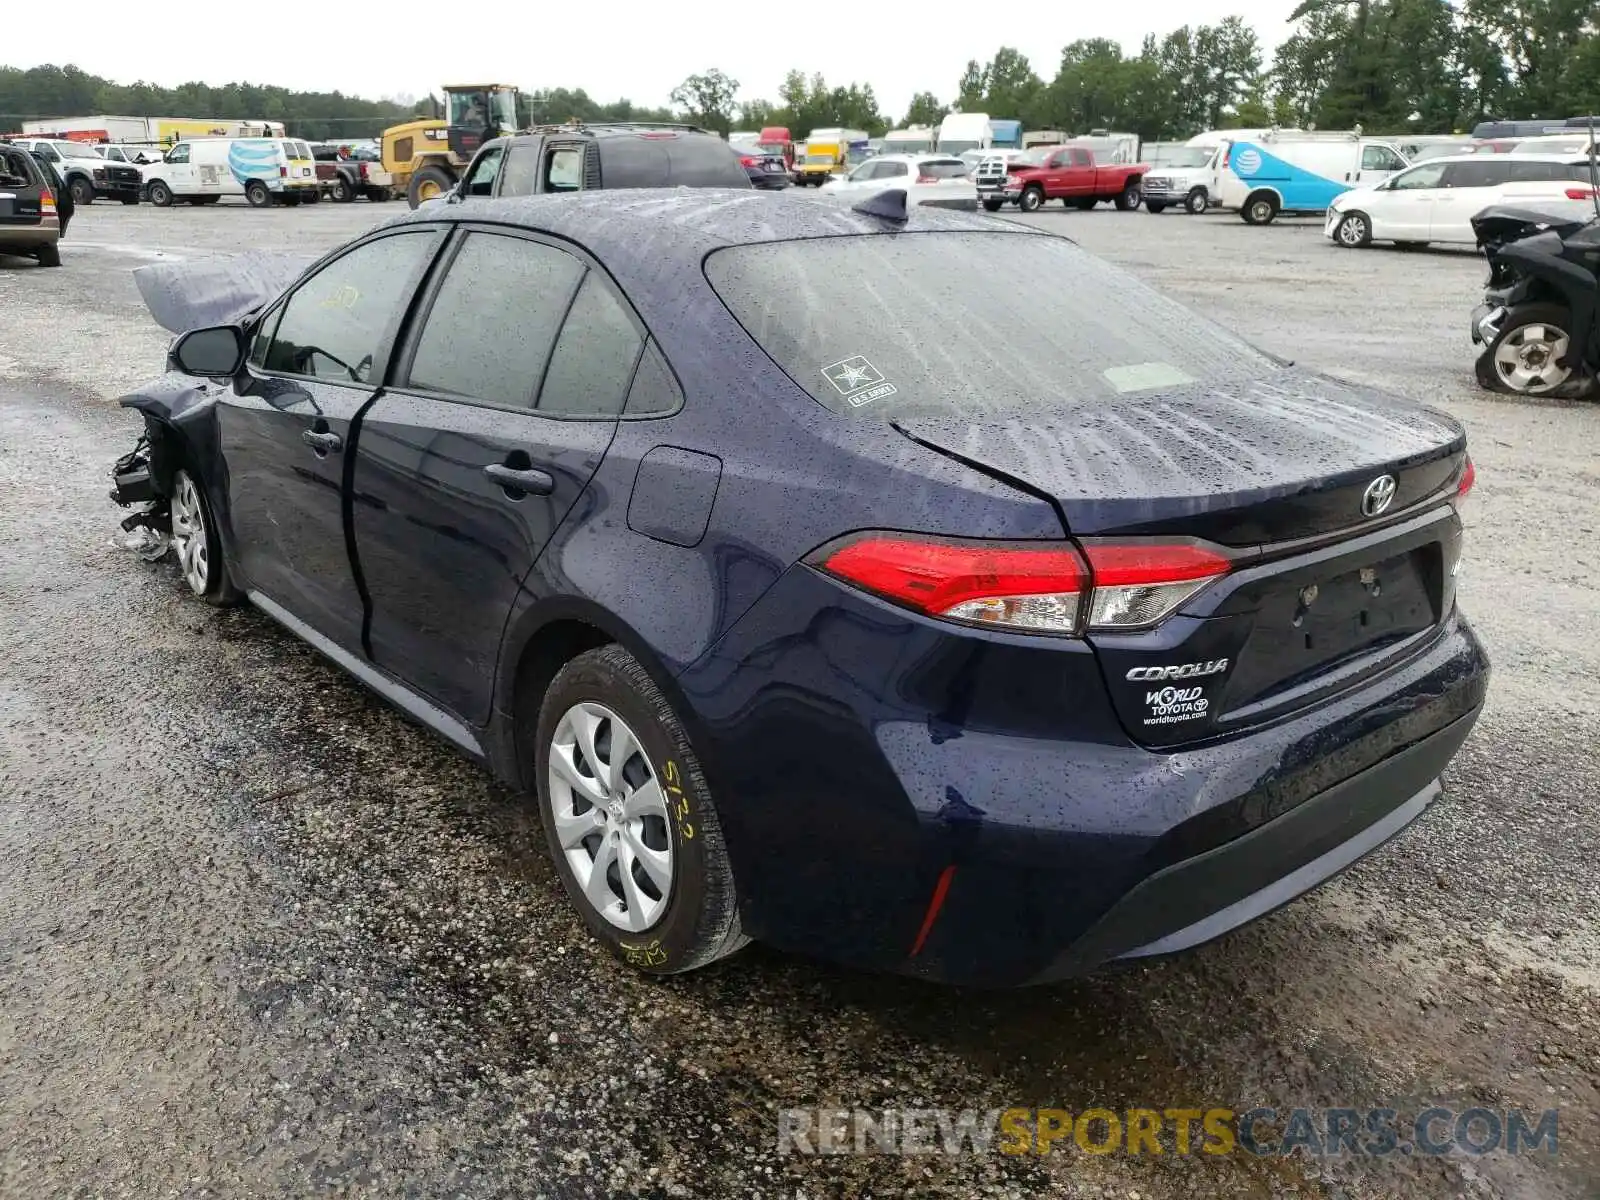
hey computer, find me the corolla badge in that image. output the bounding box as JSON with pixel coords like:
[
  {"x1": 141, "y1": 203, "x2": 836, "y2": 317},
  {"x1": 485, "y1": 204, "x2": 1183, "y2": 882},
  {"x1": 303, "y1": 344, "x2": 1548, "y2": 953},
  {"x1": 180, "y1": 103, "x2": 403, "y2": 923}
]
[{"x1": 1361, "y1": 474, "x2": 1398, "y2": 517}]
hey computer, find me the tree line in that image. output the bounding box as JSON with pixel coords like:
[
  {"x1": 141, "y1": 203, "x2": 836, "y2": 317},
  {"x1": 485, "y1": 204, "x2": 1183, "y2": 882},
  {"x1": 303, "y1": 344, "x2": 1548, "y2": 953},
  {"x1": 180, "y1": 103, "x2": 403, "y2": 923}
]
[{"x1": 8, "y1": 2, "x2": 1600, "y2": 145}]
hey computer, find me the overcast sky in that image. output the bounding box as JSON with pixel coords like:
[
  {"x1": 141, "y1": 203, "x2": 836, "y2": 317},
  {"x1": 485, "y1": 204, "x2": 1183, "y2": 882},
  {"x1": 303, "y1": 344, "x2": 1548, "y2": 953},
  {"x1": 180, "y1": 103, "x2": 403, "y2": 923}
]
[{"x1": 20, "y1": 1, "x2": 1298, "y2": 119}]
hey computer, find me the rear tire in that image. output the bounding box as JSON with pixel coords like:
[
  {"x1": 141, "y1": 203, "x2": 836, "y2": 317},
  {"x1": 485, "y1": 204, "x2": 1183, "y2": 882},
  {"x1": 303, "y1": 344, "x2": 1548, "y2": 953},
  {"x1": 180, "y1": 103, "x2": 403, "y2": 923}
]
[
  {"x1": 147, "y1": 180, "x2": 173, "y2": 208},
  {"x1": 36, "y1": 243, "x2": 61, "y2": 268},
  {"x1": 1185, "y1": 187, "x2": 1209, "y2": 214},
  {"x1": 120, "y1": 196, "x2": 140, "y2": 206},
  {"x1": 1145, "y1": 201, "x2": 1167, "y2": 214},
  {"x1": 245, "y1": 181, "x2": 271, "y2": 208},
  {"x1": 333, "y1": 176, "x2": 355, "y2": 203},
  {"x1": 1114, "y1": 182, "x2": 1141, "y2": 210},
  {"x1": 1018, "y1": 185, "x2": 1044, "y2": 212},
  {"x1": 534, "y1": 644, "x2": 747, "y2": 976},
  {"x1": 301, "y1": 188, "x2": 321, "y2": 204},
  {"x1": 1242, "y1": 191, "x2": 1279, "y2": 225},
  {"x1": 1073, "y1": 197, "x2": 1097, "y2": 210}
]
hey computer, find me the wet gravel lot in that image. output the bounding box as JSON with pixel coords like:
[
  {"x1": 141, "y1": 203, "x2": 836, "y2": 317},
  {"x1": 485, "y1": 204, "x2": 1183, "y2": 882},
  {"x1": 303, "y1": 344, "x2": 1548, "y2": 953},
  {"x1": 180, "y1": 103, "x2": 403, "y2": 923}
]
[{"x1": 1, "y1": 198, "x2": 1598, "y2": 1199}]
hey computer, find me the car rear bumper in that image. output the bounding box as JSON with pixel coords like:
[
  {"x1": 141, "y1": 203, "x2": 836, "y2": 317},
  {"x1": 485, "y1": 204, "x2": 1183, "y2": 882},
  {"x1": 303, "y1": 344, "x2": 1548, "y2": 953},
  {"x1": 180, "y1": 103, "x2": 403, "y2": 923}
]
[
  {"x1": 0, "y1": 222, "x2": 60, "y2": 249},
  {"x1": 681, "y1": 565, "x2": 1490, "y2": 986}
]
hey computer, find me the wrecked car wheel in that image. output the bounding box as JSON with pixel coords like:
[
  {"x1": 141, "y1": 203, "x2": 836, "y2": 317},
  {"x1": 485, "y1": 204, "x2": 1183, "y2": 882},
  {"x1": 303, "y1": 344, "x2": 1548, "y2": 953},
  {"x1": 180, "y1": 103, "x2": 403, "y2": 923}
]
[
  {"x1": 169, "y1": 469, "x2": 240, "y2": 606},
  {"x1": 534, "y1": 644, "x2": 747, "y2": 975}
]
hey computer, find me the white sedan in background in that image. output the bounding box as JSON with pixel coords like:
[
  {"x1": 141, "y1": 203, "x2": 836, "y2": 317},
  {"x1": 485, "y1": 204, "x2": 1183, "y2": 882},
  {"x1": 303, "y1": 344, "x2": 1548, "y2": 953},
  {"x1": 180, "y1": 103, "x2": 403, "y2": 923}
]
[
  {"x1": 1325, "y1": 153, "x2": 1600, "y2": 249},
  {"x1": 818, "y1": 154, "x2": 978, "y2": 210}
]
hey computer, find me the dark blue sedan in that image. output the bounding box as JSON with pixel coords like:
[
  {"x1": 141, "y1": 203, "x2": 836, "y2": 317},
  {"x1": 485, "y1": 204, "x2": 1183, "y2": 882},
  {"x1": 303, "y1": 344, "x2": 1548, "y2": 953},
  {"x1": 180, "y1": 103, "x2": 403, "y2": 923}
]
[{"x1": 114, "y1": 189, "x2": 1488, "y2": 986}]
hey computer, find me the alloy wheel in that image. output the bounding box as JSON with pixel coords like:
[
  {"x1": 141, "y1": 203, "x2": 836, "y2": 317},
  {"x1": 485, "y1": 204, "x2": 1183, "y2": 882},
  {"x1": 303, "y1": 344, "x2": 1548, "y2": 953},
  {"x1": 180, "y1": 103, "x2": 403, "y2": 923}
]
[
  {"x1": 169, "y1": 472, "x2": 210, "y2": 595},
  {"x1": 1493, "y1": 323, "x2": 1572, "y2": 394},
  {"x1": 548, "y1": 701, "x2": 674, "y2": 932},
  {"x1": 1337, "y1": 214, "x2": 1368, "y2": 246}
]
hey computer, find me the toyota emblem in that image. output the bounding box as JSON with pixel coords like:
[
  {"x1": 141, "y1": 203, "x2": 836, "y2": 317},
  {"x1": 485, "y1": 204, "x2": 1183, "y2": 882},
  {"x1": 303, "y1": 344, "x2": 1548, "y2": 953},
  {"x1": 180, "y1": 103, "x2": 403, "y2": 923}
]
[{"x1": 1361, "y1": 474, "x2": 1397, "y2": 517}]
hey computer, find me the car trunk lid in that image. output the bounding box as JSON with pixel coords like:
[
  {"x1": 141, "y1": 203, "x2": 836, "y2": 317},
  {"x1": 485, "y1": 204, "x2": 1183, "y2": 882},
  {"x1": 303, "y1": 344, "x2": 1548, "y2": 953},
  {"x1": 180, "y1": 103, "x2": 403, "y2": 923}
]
[{"x1": 894, "y1": 370, "x2": 1468, "y2": 745}]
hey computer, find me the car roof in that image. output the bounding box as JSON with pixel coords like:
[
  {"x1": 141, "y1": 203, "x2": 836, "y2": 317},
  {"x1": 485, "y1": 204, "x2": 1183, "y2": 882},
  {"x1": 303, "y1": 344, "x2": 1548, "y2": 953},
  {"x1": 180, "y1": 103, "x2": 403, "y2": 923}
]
[{"x1": 386, "y1": 187, "x2": 1032, "y2": 267}]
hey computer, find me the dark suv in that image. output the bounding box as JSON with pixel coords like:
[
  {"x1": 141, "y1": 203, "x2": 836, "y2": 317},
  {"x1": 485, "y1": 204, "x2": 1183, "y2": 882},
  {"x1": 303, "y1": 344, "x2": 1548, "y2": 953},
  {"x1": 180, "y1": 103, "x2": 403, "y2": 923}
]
[
  {"x1": 0, "y1": 145, "x2": 62, "y2": 267},
  {"x1": 444, "y1": 123, "x2": 752, "y2": 205}
]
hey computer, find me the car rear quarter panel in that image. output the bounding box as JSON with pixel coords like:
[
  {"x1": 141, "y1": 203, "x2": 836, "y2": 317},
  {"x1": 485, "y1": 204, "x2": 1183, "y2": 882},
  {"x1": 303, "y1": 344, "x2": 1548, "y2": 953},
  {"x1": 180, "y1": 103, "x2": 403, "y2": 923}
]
[{"x1": 491, "y1": 244, "x2": 1062, "y2": 782}]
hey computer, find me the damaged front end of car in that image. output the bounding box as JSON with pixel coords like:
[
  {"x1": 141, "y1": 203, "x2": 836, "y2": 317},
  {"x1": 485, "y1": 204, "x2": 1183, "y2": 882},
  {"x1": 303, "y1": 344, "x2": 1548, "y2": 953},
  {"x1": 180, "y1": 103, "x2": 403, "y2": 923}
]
[{"x1": 110, "y1": 250, "x2": 315, "y2": 563}]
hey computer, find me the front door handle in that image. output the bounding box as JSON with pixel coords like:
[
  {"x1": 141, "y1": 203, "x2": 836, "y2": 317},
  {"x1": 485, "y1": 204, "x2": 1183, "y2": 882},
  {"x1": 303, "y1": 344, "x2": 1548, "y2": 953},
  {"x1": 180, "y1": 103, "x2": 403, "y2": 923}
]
[
  {"x1": 302, "y1": 429, "x2": 342, "y2": 454},
  {"x1": 484, "y1": 463, "x2": 555, "y2": 496}
]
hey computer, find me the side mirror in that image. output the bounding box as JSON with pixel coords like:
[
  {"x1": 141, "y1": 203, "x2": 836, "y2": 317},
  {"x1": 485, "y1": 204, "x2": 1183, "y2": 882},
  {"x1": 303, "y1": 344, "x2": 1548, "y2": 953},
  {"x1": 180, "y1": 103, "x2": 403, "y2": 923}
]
[{"x1": 172, "y1": 325, "x2": 247, "y2": 377}]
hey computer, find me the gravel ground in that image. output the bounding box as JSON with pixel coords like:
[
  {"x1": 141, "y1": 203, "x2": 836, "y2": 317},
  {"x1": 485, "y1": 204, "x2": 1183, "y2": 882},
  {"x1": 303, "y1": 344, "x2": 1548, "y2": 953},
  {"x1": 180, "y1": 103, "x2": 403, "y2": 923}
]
[{"x1": 0, "y1": 198, "x2": 1596, "y2": 1199}]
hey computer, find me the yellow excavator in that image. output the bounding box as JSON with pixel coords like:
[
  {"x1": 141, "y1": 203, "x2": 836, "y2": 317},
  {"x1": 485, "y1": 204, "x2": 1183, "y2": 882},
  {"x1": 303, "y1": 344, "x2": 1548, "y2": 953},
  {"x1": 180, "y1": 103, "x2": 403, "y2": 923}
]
[{"x1": 377, "y1": 84, "x2": 521, "y2": 207}]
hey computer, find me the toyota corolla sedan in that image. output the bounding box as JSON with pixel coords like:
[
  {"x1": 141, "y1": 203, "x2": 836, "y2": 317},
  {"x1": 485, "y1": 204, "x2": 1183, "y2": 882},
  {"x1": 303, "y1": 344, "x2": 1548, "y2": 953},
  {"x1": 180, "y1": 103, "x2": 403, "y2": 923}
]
[{"x1": 113, "y1": 189, "x2": 1488, "y2": 986}]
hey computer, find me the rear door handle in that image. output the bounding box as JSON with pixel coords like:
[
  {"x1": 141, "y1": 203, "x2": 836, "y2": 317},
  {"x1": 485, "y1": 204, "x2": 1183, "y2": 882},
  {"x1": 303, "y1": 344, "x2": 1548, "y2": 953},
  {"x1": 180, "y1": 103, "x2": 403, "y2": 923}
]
[
  {"x1": 302, "y1": 429, "x2": 342, "y2": 454},
  {"x1": 484, "y1": 463, "x2": 555, "y2": 496}
]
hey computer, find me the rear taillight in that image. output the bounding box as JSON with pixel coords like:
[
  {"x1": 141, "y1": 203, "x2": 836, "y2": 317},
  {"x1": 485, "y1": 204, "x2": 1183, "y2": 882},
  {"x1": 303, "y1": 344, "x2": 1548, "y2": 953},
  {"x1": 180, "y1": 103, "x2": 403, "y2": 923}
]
[
  {"x1": 40, "y1": 187, "x2": 55, "y2": 210},
  {"x1": 279, "y1": 165, "x2": 287, "y2": 177},
  {"x1": 810, "y1": 534, "x2": 1232, "y2": 635},
  {"x1": 1079, "y1": 540, "x2": 1232, "y2": 629},
  {"x1": 1566, "y1": 187, "x2": 1595, "y2": 199},
  {"x1": 916, "y1": 173, "x2": 937, "y2": 183},
  {"x1": 740, "y1": 156, "x2": 758, "y2": 167},
  {"x1": 359, "y1": 162, "x2": 369, "y2": 180},
  {"x1": 1454, "y1": 456, "x2": 1475, "y2": 504}
]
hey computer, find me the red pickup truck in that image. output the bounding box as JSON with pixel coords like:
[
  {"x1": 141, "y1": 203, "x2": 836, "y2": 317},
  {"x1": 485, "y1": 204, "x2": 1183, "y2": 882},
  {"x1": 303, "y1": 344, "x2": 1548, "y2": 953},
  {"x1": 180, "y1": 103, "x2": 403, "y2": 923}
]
[{"x1": 976, "y1": 145, "x2": 1149, "y2": 213}]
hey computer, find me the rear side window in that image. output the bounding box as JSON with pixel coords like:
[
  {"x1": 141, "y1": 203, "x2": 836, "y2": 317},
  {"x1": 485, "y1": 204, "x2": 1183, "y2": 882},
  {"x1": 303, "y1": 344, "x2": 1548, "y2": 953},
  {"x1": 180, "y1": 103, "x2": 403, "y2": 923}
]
[
  {"x1": 624, "y1": 341, "x2": 682, "y2": 417},
  {"x1": 404, "y1": 232, "x2": 584, "y2": 407},
  {"x1": 1442, "y1": 160, "x2": 1509, "y2": 187},
  {"x1": 536, "y1": 274, "x2": 643, "y2": 417},
  {"x1": 917, "y1": 159, "x2": 969, "y2": 179},
  {"x1": 1503, "y1": 160, "x2": 1569, "y2": 182},
  {"x1": 500, "y1": 141, "x2": 540, "y2": 195},
  {"x1": 598, "y1": 135, "x2": 751, "y2": 188},
  {"x1": 263, "y1": 230, "x2": 436, "y2": 383},
  {"x1": 705, "y1": 232, "x2": 1276, "y2": 418},
  {"x1": 546, "y1": 146, "x2": 583, "y2": 191}
]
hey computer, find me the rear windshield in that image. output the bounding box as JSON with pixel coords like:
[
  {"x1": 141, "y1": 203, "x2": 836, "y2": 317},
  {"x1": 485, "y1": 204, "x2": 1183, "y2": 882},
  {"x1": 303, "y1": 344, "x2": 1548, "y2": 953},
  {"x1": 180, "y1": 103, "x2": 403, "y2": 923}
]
[{"x1": 705, "y1": 232, "x2": 1278, "y2": 418}]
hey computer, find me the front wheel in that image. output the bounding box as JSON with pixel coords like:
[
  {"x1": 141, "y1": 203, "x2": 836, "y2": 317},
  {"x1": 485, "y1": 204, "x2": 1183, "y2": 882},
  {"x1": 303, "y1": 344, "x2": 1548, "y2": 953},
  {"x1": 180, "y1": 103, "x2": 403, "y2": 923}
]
[
  {"x1": 407, "y1": 165, "x2": 454, "y2": 208},
  {"x1": 1018, "y1": 185, "x2": 1044, "y2": 213},
  {"x1": 1113, "y1": 183, "x2": 1141, "y2": 211},
  {"x1": 1145, "y1": 201, "x2": 1167, "y2": 214},
  {"x1": 1185, "y1": 187, "x2": 1209, "y2": 215},
  {"x1": 69, "y1": 177, "x2": 94, "y2": 206},
  {"x1": 534, "y1": 644, "x2": 746, "y2": 975},
  {"x1": 1481, "y1": 303, "x2": 1577, "y2": 395},
  {"x1": 981, "y1": 198, "x2": 1004, "y2": 212},
  {"x1": 1334, "y1": 211, "x2": 1372, "y2": 248},
  {"x1": 147, "y1": 180, "x2": 173, "y2": 208},
  {"x1": 169, "y1": 469, "x2": 242, "y2": 605}
]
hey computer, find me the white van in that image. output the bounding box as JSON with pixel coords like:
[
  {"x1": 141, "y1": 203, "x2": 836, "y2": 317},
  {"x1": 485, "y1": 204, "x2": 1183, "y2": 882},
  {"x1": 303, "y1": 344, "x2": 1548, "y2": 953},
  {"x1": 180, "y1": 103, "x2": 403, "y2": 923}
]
[
  {"x1": 936, "y1": 113, "x2": 992, "y2": 157},
  {"x1": 140, "y1": 137, "x2": 320, "y2": 208},
  {"x1": 1216, "y1": 133, "x2": 1409, "y2": 224}
]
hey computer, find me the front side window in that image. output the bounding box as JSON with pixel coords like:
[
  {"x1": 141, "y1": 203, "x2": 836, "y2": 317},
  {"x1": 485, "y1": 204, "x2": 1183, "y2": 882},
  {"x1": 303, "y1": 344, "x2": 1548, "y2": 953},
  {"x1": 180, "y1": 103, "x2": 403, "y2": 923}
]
[
  {"x1": 166, "y1": 144, "x2": 190, "y2": 164},
  {"x1": 1391, "y1": 162, "x2": 1448, "y2": 190},
  {"x1": 463, "y1": 145, "x2": 505, "y2": 196},
  {"x1": 262, "y1": 231, "x2": 435, "y2": 384},
  {"x1": 1362, "y1": 144, "x2": 1406, "y2": 171},
  {"x1": 536, "y1": 274, "x2": 643, "y2": 417},
  {"x1": 875, "y1": 161, "x2": 908, "y2": 179},
  {"x1": 706, "y1": 232, "x2": 1276, "y2": 419},
  {"x1": 404, "y1": 232, "x2": 585, "y2": 407},
  {"x1": 1071, "y1": 149, "x2": 1093, "y2": 167}
]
